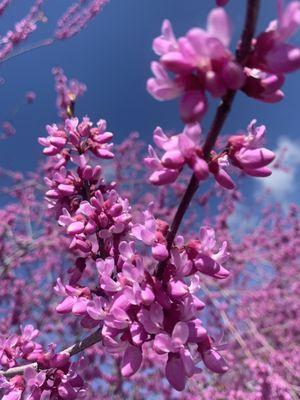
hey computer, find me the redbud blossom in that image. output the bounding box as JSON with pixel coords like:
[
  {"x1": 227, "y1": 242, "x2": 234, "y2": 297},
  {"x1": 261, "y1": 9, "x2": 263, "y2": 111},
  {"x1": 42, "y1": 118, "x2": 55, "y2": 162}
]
[
  {"x1": 147, "y1": 9, "x2": 244, "y2": 122},
  {"x1": 146, "y1": 120, "x2": 275, "y2": 190},
  {"x1": 243, "y1": 0, "x2": 300, "y2": 102}
]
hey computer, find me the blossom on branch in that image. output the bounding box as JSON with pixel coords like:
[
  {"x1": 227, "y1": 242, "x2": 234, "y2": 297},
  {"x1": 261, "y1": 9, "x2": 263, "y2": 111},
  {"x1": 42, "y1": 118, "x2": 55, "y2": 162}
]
[
  {"x1": 146, "y1": 120, "x2": 275, "y2": 190},
  {"x1": 147, "y1": 8, "x2": 244, "y2": 122},
  {"x1": 243, "y1": 0, "x2": 300, "y2": 101}
]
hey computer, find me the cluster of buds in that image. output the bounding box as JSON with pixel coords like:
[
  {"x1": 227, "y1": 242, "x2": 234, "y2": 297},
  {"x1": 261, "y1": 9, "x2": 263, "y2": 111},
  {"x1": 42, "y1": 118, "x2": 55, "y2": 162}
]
[
  {"x1": 39, "y1": 116, "x2": 114, "y2": 216},
  {"x1": 0, "y1": 325, "x2": 42, "y2": 369},
  {"x1": 37, "y1": 113, "x2": 232, "y2": 391},
  {"x1": 54, "y1": 226, "x2": 230, "y2": 391},
  {"x1": 52, "y1": 68, "x2": 87, "y2": 120},
  {"x1": 147, "y1": 8, "x2": 244, "y2": 123},
  {"x1": 146, "y1": 120, "x2": 275, "y2": 189},
  {"x1": 148, "y1": 2, "x2": 300, "y2": 122},
  {"x1": 0, "y1": 348, "x2": 86, "y2": 399},
  {"x1": 55, "y1": 0, "x2": 109, "y2": 40},
  {"x1": 243, "y1": 1, "x2": 300, "y2": 102},
  {"x1": 0, "y1": 0, "x2": 44, "y2": 62}
]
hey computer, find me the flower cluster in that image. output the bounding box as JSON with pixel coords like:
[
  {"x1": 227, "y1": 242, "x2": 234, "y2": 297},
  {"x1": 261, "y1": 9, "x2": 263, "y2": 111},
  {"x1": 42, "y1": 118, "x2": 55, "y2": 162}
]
[
  {"x1": 0, "y1": 0, "x2": 10, "y2": 16},
  {"x1": 52, "y1": 67, "x2": 87, "y2": 120},
  {"x1": 0, "y1": 349, "x2": 86, "y2": 400},
  {"x1": 148, "y1": 2, "x2": 300, "y2": 122},
  {"x1": 146, "y1": 119, "x2": 275, "y2": 189},
  {"x1": 243, "y1": 1, "x2": 300, "y2": 102},
  {"x1": 0, "y1": 0, "x2": 44, "y2": 62},
  {"x1": 55, "y1": 0, "x2": 109, "y2": 40},
  {"x1": 147, "y1": 8, "x2": 245, "y2": 122},
  {"x1": 54, "y1": 228, "x2": 230, "y2": 391},
  {"x1": 37, "y1": 113, "x2": 232, "y2": 391},
  {"x1": 39, "y1": 116, "x2": 113, "y2": 215},
  {"x1": 0, "y1": 325, "x2": 42, "y2": 369}
]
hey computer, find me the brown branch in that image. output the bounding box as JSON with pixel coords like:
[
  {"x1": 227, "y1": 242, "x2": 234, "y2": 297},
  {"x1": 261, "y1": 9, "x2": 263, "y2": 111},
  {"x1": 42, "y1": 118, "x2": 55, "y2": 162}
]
[
  {"x1": 0, "y1": 328, "x2": 102, "y2": 379},
  {"x1": 156, "y1": 0, "x2": 261, "y2": 278}
]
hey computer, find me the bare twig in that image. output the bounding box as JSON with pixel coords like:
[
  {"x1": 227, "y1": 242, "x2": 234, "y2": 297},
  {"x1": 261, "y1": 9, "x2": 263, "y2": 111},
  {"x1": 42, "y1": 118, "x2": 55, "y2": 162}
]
[{"x1": 0, "y1": 38, "x2": 54, "y2": 65}]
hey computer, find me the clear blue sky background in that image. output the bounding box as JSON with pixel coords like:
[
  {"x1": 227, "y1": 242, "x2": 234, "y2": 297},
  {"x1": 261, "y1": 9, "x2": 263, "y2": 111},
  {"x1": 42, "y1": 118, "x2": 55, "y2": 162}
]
[{"x1": 0, "y1": 0, "x2": 299, "y2": 185}]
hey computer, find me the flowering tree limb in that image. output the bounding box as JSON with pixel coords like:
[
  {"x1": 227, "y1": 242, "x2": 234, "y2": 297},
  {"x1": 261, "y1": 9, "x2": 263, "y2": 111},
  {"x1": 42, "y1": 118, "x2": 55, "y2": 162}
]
[
  {"x1": 155, "y1": 0, "x2": 260, "y2": 278},
  {"x1": 0, "y1": 328, "x2": 102, "y2": 379},
  {"x1": 1, "y1": 0, "x2": 300, "y2": 398}
]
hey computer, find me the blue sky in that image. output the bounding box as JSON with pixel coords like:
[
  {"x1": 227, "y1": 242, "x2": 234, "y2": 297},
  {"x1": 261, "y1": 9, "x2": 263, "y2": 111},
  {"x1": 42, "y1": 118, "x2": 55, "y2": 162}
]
[{"x1": 0, "y1": 0, "x2": 300, "y2": 202}]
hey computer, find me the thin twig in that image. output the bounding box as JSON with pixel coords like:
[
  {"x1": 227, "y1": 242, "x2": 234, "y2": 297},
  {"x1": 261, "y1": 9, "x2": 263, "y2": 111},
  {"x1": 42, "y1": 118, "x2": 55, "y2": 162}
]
[{"x1": 0, "y1": 38, "x2": 54, "y2": 65}]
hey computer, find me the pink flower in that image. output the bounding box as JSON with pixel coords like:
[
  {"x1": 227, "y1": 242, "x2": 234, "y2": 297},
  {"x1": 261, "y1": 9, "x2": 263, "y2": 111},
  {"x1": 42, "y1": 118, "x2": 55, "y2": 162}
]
[
  {"x1": 153, "y1": 322, "x2": 196, "y2": 391},
  {"x1": 147, "y1": 120, "x2": 274, "y2": 189},
  {"x1": 198, "y1": 337, "x2": 229, "y2": 374},
  {"x1": 243, "y1": 1, "x2": 300, "y2": 101},
  {"x1": 96, "y1": 258, "x2": 121, "y2": 292},
  {"x1": 55, "y1": 0, "x2": 109, "y2": 41},
  {"x1": 147, "y1": 9, "x2": 245, "y2": 122},
  {"x1": 0, "y1": 375, "x2": 23, "y2": 400},
  {"x1": 131, "y1": 204, "x2": 168, "y2": 261},
  {"x1": 121, "y1": 345, "x2": 143, "y2": 377},
  {"x1": 137, "y1": 302, "x2": 164, "y2": 335},
  {"x1": 187, "y1": 226, "x2": 230, "y2": 279},
  {"x1": 38, "y1": 124, "x2": 67, "y2": 156},
  {"x1": 263, "y1": 1, "x2": 300, "y2": 74},
  {"x1": 146, "y1": 123, "x2": 209, "y2": 185},
  {"x1": 209, "y1": 154, "x2": 236, "y2": 190},
  {"x1": 228, "y1": 120, "x2": 275, "y2": 177}
]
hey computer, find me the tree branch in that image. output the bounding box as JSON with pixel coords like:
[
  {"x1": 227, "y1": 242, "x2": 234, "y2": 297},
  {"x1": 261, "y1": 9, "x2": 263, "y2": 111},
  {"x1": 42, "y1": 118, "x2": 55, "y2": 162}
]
[
  {"x1": 0, "y1": 38, "x2": 54, "y2": 65},
  {"x1": 0, "y1": 328, "x2": 102, "y2": 379},
  {"x1": 155, "y1": 0, "x2": 261, "y2": 278}
]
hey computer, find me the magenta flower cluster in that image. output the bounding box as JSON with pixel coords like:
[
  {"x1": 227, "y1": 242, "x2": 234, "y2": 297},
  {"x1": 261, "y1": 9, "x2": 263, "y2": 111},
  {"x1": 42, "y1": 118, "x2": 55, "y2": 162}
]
[
  {"x1": 0, "y1": 348, "x2": 85, "y2": 400},
  {"x1": 0, "y1": 0, "x2": 10, "y2": 16},
  {"x1": 148, "y1": 2, "x2": 300, "y2": 122},
  {"x1": 243, "y1": 1, "x2": 300, "y2": 102},
  {"x1": 0, "y1": 0, "x2": 44, "y2": 62},
  {"x1": 146, "y1": 119, "x2": 275, "y2": 188},
  {"x1": 55, "y1": 0, "x2": 109, "y2": 40},
  {"x1": 38, "y1": 112, "x2": 232, "y2": 391},
  {"x1": 147, "y1": 8, "x2": 244, "y2": 123},
  {"x1": 52, "y1": 68, "x2": 87, "y2": 121},
  {"x1": 0, "y1": 325, "x2": 41, "y2": 369}
]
